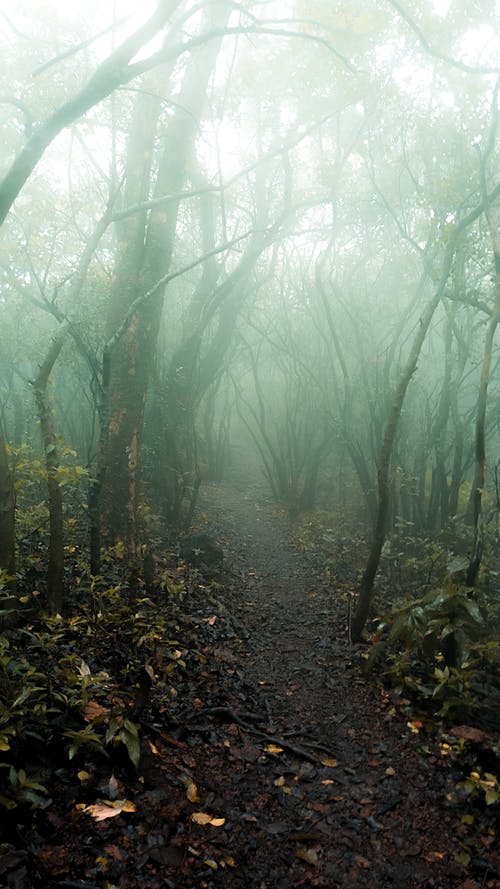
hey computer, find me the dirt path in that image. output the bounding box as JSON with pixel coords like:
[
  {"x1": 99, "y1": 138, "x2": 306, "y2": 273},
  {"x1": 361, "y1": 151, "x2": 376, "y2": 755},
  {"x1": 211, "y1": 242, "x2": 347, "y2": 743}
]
[
  {"x1": 192, "y1": 460, "x2": 469, "y2": 888},
  {"x1": 9, "y1": 461, "x2": 495, "y2": 889}
]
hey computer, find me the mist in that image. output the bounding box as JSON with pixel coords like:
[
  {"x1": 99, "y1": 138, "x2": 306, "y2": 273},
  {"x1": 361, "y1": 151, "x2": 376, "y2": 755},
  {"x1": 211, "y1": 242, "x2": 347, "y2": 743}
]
[{"x1": 3, "y1": 1, "x2": 500, "y2": 881}]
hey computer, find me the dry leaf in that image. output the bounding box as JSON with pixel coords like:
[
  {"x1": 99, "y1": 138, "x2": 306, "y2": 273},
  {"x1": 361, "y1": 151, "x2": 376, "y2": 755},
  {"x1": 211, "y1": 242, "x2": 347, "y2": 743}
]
[
  {"x1": 274, "y1": 775, "x2": 286, "y2": 787},
  {"x1": 191, "y1": 812, "x2": 225, "y2": 826},
  {"x1": 320, "y1": 758, "x2": 338, "y2": 768},
  {"x1": 186, "y1": 782, "x2": 199, "y2": 803},
  {"x1": 82, "y1": 799, "x2": 136, "y2": 822},
  {"x1": 450, "y1": 725, "x2": 490, "y2": 744},
  {"x1": 296, "y1": 848, "x2": 319, "y2": 865},
  {"x1": 204, "y1": 859, "x2": 218, "y2": 870},
  {"x1": 263, "y1": 744, "x2": 283, "y2": 754},
  {"x1": 82, "y1": 701, "x2": 109, "y2": 722}
]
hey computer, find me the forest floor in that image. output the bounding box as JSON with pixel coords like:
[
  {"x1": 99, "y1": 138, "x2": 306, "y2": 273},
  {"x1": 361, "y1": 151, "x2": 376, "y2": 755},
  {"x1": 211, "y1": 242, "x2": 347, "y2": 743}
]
[{"x1": 3, "y1": 458, "x2": 500, "y2": 888}]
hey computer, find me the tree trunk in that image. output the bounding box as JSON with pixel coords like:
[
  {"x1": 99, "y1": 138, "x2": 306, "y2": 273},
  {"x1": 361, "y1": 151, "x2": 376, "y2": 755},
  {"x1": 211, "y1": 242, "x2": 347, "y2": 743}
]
[
  {"x1": 466, "y1": 261, "x2": 500, "y2": 585},
  {"x1": 351, "y1": 291, "x2": 442, "y2": 641},
  {"x1": 102, "y1": 5, "x2": 231, "y2": 553},
  {"x1": 33, "y1": 322, "x2": 70, "y2": 613},
  {"x1": 0, "y1": 423, "x2": 16, "y2": 592}
]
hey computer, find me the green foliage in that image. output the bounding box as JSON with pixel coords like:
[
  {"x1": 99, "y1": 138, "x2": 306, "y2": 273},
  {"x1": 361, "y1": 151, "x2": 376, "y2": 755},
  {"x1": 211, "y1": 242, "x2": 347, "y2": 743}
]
[
  {"x1": 459, "y1": 769, "x2": 500, "y2": 807},
  {"x1": 369, "y1": 581, "x2": 500, "y2": 722},
  {"x1": 0, "y1": 573, "x2": 191, "y2": 808}
]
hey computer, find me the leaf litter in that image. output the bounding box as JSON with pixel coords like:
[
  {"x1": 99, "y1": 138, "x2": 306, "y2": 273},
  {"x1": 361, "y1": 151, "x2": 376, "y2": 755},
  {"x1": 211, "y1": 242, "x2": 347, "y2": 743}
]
[{"x1": 2, "y1": 468, "x2": 500, "y2": 888}]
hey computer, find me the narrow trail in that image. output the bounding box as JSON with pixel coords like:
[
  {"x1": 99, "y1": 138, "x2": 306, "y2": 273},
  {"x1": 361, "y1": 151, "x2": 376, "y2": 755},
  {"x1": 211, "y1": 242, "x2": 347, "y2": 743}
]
[{"x1": 193, "y1": 458, "x2": 467, "y2": 888}]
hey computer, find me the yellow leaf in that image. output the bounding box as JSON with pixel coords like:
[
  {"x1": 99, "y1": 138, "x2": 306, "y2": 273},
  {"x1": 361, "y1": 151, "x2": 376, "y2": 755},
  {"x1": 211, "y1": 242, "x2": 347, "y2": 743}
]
[
  {"x1": 263, "y1": 744, "x2": 283, "y2": 754},
  {"x1": 94, "y1": 856, "x2": 108, "y2": 872},
  {"x1": 461, "y1": 814, "x2": 474, "y2": 825},
  {"x1": 77, "y1": 771, "x2": 92, "y2": 783},
  {"x1": 224, "y1": 857, "x2": 237, "y2": 867},
  {"x1": 186, "y1": 782, "x2": 199, "y2": 803},
  {"x1": 385, "y1": 767, "x2": 395, "y2": 777},
  {"x1": 274, "y1": 775, "x2": 286, "y2": 787},
  {"x1": 191, "y1": 812, "x2": 213, "y2": 825},
  {"x1": 204, "y1": 859, "x2": 218, "y2": 870},
  {"x1": 191, "y1": 812, "x2": 226, "y2": 826},
  {"x1": 321, "y1": 758, "x2": 338, "y2": 768},
  {"x1": 296, "y1": 848, "x2": 319, "y2": 865},
  {"x1": 82, "y1": 799, "x2": 136, "y2": 822}
]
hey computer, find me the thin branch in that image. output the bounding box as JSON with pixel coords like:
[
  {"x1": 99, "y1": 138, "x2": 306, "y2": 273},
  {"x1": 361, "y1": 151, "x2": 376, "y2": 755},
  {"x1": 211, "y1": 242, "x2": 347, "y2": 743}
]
[
  {"x1": 31, "y1": 15, "x2": 132, "y2": 77},
  {"x1": 387, "y1": 0, "x2": 500, "y2": 75}
]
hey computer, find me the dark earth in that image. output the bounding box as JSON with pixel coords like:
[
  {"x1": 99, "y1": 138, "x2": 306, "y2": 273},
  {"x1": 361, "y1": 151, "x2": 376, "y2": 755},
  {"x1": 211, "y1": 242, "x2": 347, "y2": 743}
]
[{"x1": 2, "y1": 457, "x2": 500, "y2": 888}]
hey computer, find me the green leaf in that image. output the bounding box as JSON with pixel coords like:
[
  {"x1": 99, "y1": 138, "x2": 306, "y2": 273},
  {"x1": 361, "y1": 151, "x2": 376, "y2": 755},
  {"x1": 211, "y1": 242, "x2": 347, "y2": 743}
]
[{"x1": 119, "y1": 721, "x2": 140, "y2": 768}]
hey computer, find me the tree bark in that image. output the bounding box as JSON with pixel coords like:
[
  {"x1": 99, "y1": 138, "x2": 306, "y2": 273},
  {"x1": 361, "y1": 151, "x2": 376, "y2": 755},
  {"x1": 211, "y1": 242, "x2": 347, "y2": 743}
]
[
  {"x1": 102, "y1": 3, "x2": 231, "y2": 551},
  {"x1": 33, "y1": 321, "x2": 70, "y2": 613},
  {"x1": 0, "y1": 422, "x2": 16, "y2": 592}
]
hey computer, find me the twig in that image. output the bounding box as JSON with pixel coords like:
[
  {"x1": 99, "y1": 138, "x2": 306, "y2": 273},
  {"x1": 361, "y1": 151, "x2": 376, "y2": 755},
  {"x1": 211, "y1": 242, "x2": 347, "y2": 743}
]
[{"x1": 187, "y1": 706, "x2": 320, "y2": 763}]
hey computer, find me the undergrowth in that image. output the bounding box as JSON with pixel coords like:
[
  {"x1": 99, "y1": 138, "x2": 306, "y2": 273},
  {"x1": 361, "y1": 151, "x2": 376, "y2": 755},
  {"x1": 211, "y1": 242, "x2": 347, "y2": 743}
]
[{"x1": 0, "y1": 568, "x2": 201, "y2": 811}]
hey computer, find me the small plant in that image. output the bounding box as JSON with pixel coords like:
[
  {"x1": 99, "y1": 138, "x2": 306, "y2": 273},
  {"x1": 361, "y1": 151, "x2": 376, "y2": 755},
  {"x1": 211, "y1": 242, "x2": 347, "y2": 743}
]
[
  {"x1": 369, "y1": 572, "x2": 500, "y2": 723},
  {"x1": 459, "y1": 769, "x2": 500, "y2": 807}
]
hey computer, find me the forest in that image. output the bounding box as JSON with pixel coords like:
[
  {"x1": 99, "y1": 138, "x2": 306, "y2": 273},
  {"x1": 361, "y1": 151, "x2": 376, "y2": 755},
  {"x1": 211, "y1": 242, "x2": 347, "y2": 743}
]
[{"x1": 1, "y1": 0, "x2": 500, "y2": 886}]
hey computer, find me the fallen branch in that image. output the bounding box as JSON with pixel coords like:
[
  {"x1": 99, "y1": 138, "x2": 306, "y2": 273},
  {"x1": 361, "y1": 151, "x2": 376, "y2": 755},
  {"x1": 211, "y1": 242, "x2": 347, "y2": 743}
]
[{"x1": 186, "y1": 705, "x2": 320, "y2": 763}]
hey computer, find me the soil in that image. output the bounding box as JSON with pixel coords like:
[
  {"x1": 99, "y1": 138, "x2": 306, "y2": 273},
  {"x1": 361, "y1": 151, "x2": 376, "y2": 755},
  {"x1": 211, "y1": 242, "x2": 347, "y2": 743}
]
[{"x1": 3, "y1": 456, "x2": 500, "y2": 888}]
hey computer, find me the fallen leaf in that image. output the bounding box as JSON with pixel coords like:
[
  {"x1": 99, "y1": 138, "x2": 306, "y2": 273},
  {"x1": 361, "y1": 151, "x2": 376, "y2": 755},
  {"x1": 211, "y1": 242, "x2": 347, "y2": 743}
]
[
  {"x1": 191, "y1": 812, "x2": 226, "y2": 827},
  {"x1": 186, "y1": 782, "x2": 199, "y2": 803},
  {"x1": 82, "y1": 701, "x2": 109, "y2": 722},
  {"x1": 274, "y1": 776, "x2": 286, "y2": 787},
  {"x1": 82, "y1": 799, "x2": 136, "y2": 821},
  {"x1": 192, "y1": 812, "x2": 212, "y2": 825},
  {"x1": 450, "y1": 726, "x2": 490, "y2": 744},
  {"x1": 263, "y1": 744, "x2": 283, "y2": 754},
  {"x1": 296, "y1": 848, "x2": 319, "y2": 865},
  {"x1": 321, "y1": 758, "x2": 338, "y2": 768},
  {"x1": 385, "y1": 767, "x2": 395, "y2": 777}
]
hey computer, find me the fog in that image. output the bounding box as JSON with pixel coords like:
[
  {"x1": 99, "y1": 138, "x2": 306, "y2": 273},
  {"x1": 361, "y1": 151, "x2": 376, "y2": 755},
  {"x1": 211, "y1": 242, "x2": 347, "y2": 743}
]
[{"x1": 1, "y1": 0, "x2": 500, "y2": 633}]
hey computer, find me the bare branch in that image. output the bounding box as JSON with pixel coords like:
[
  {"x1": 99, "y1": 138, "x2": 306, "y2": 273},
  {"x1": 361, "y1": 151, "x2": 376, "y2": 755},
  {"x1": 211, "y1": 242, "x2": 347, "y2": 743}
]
[{"x1": 387, "y1": 0, "x2": 500, "y2": 75}]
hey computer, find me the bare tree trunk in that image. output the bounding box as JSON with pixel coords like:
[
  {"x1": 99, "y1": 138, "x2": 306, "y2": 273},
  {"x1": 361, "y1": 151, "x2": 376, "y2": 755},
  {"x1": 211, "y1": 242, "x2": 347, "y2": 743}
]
[
  {"x1": 350, "y1": 291, "x2": 441, "y2": 641},
  {"x1": 102, "y1": 4, "x2": 231, "y2": 554},
  {"x1": 0, "y1": 422, "x2": 16, "y2": 592},
  {"x1": 33, "y1": 321, "x2": 70, "y2": 613},
  {"x1": 466, "y1": 258, "x2": 500, "y2": 585}
]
